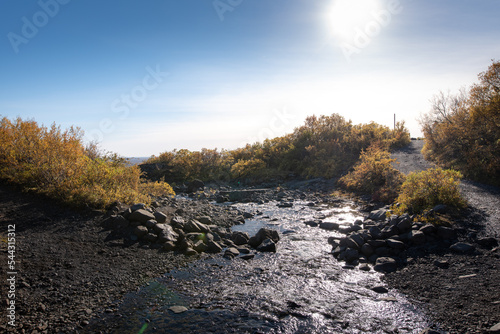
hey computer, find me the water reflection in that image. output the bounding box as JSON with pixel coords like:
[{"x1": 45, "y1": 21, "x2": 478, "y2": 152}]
[{"x1": 85, "y1": 200, "x2": 430, "y2": 333}]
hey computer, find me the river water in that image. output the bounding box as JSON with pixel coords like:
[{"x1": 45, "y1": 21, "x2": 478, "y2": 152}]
[{"x1": 87, "y1": 199, "x2": 430, "y2": 333}]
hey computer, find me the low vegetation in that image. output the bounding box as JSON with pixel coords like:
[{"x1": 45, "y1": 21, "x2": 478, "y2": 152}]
[
  {"x1": 393, "y1": 168, "x2": 466, "y2": 216},
  {"x1": 420, "y1": 60, "x2": 500, "y2": 186},
  {"x1": 0, "y1": 117, "x2": 174, "y2": 209},
  {"x1": 146, "y1": 113, "x2": 411, "y2": 184}
]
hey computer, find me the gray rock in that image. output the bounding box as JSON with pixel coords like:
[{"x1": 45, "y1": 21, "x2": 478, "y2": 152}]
[
  {"x1": 345, "y1": 237, "x2": 361, "y2": 250},
  {"x1": 319, "y1": 222, "x2": 339, "y2": 230},
  {"x1": 207, "y1": 240, "x2": 223, "y2": 254},
  {"x1": 419, "y1": 224, "x2": 436, "y2": 235},
  {"x1": 368, "y1": 239, "x2": 386, "y2": 248},
  {"x1": 248, "y1": 228, "x2": 279, "y2": 248},
  {"x1": 397, "y1": 218, "x2": 412, "y2": 233},
  {"x1": 450, "y1": 242, "x2": 475, "y2": 254},
  {"x1": 224, "y1": 247, "x2": 240, "y2": 259},
  {"x1": 169, "y1": 306, "x2": 188, "y2": 314},
  {"x1": 368, "y1": 226, "x2": 382, "y2": 239},
  {"x1": 130, "y1": 203, "x2": 147, "y2": 211},
  {"x1": 371, "y1": 286, "x2": 389, "y2": 294},
  {"x1": 153, "y1": 211, "x2": 168, "y2": 224},
  {"x1": 375, "y1": 247, "x2": 390, "y2": 257},
  {"x1": 343, "y1": 248, "x2": 359, "y2": 263},
  {"x1": 184, "y1": 247, "x2": 198, "y2": 256},
  {"x1": 162, "y1": 241, "x2": 176, "y2": 251},
  {"x1": 193, "y1": 240, "x2": 208, "y2": 253},
  {"x1": 304, "y1": 220, "x2": 319, "y2": 227},
  {"x1": 196, "y1": 216, "x2": 213, "y2": 225},
  {"x1": 381, "y1": 225, "x2": 398, "y2": 238},
  {"x1": 489, "y1": 322, "x2": 500, "y2": 333},
  {"x1": 374, "y1": 257, "x2": 398, "y2": 273},
  {"x1": 350, "y1": 233, "x2": 365, "y2": 248},
  {"x1": 170, "y1": 215, "x2": 185, "y2": 228},
  {"x1": 369, "y1": 209, "x2": 387, "y2": 221},
  {"x1": 133, "y1": 225, "x2": 149, "y2": 238},
  {"x1": 409, "y1": 230, "x2": 426, "y2": 245},
  {"x1": 103, "y1": 215, "x2": 129, "y2": 230},
  {"x1": 232, "y1": 231, "x2": 250, "y2": 245},
  {"x1": 418, "y1": 328, "x2": 442, "y2": 334},
  {"x1": 386, "y1": 239, "x2": 406, "y2": 249},
  {"x1": 361, "y1": 243, "x2": 374, "y2": 257},
  {"x1": 433, "y1": 259, "x2": 449, "y2": 269},
  {"x1": 143, "y1": 233, "x2": 157, "y2": 243},
  {"x1": 145, "y1": 219, "x2": 157, "y2": 229},
  {"x1": 128, "y1": 209, "x2": 155, "y2": 224},
  {"x1": 184, "y1": 219, "x2": 211, "y2": 233},
  {"x1": 157, "y1": 226, "x2": 179, "y2": 243},
  {"x1": 256, "y1": 238, "x2": 277, "y2": 252}
]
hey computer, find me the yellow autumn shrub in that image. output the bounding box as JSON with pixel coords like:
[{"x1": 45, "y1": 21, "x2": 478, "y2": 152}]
[{"x1": 0, "y1": 117, "x2": 174, "y2": 209}]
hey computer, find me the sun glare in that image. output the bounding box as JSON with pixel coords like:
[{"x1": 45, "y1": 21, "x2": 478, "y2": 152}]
[{"x1": 328, "y1": 0, "x2": 382, "y2": 40}]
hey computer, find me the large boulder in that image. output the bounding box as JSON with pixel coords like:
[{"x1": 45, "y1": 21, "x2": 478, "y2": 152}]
[
  {"x1": 129, "y1": 209, "x2": 155, "y2": 224},
  {"x1": 248, "y1": 228, "x2": 280, "y2": 249},
  {"x1": 256, "y1": 239, "x2": 277, "y2": 252},
  {"x1": 187, "y1": 179, "x2": 204, "y2": 193}
]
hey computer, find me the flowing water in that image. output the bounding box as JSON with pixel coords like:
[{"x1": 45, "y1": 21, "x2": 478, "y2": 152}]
[{"x1": 86, "y1": 200, "x2": 430, "y2": 333}]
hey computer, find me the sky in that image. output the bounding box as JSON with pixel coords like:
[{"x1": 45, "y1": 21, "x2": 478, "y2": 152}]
[{"x1": 1, "y1": 0, "x2": 499, "y2": 157}]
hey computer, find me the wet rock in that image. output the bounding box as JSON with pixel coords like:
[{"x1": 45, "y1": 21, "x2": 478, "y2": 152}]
[
  {"x1": 224, "y1": 247, "x2": 240, "y2": 259},
  {"x1": 248, "y1": 228, "x2": 280, "y2": 248},
  {"x1": 304, "y1": 220, "x2": 319, "y2": 227},
  {"x1": 371, "y1": 286, "x2": 389, "y2": 294},
  {"x1": 343, "y1": 248, "x2": 359, "y2": 263},
  {"x1": 374, "y1": 257, "x2": 398, "y2": 273},
  {"x1": 450, "y1": 242, "x2": 475, "y2": 254},
  {"x1": 319, "y1": 222, "x2": 339, "y2": 230},
  {"x1": 128, "y1": 209, "x2": 155, "y2": 223},
  {"x1": 231, "y1": 231, "x2": 250, "y2": 246},
  {"x1": 256, "y1": 239, "x2": 277, "y2": 252}
]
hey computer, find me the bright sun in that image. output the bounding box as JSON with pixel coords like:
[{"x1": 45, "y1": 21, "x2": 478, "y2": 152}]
[{"x1": 328, "y1": 0, "x2": 382, "y2": 40}]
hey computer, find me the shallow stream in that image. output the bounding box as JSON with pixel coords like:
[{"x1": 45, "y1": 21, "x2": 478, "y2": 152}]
[{"x1": 86, "y1": 199, "x2": 430, "y2": 333}]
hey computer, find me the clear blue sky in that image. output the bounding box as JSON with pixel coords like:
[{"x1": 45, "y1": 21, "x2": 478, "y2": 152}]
[{"x1": 1, "y1": 0, "x2": 499, "y2": 157}]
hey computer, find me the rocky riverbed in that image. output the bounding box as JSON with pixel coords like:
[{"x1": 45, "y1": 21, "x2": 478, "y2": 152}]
[{"x1": 1, "y1": 140, "x2": 499, "y2": 333}]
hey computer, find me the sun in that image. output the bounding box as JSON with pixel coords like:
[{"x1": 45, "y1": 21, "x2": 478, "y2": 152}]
[{"x1": 328, "y1": 0, "x2": 382, "y2": 40}]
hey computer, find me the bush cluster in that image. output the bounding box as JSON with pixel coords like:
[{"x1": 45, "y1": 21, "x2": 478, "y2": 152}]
[
  {"x1": 0, "y1": 117, "x2": 174, "y2": 209},
  {"x1": 420, "y1": 60, "x2": 500, "y2": 186},
  {"x1": 146, "y1": 113, "x2": 411, "y2": 183}
]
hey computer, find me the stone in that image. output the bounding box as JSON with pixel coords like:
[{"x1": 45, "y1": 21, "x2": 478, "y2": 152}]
[
  {"x1": 409, "y1": 230, "x2": 426, "y2": 245},
  {"x1": 374, "y1": 257, "x2": 398, "y2": 273},
  {"x1": 450, "y1": 242, "x2": 475, "y2": 254},
  {"x1": 231, "y1": 231, "x2": 250, "y2": 246},
  {"x1": 248, "y1": 228, "x2": 279, "y2": 248},
  {"x1": 419, "y1": 224, "x2": 436, "y2": 235},
  {"x1": 153, "y1": 211, "x2": 168, "y2": 224},
  {"x1": 437, "y1": 226, "x2": 457, "y2": 240},
  {"x1": 256, "y1": 239, "x2": 277, "y2": 252},
  {"x1": 343, "y1": 248, "x2": 359, "y2": 263},
  {"x1": 162, "y1": 241, "x2": 176, "y2": 251},
  {"x1": 386, "y1": 239, "x2": 406, "y2": 249},
  {"x1": 133, "y1": 225, "x2": 149, "y2": 238},
  {"x1": 128, "y1": 209, "x2": 155, "y2": 224},
  {"x1": 240, "y1": 253, "x2": 255, "y2": 260},
  {"x1": 369, "y1": 209, "x2": 387, "y2": 221},
  {"x1": 157, "y1": 225, "x2": 179, "y2": 243},
  {"x1": 206, "y1": 240, "x2": 223, "y2": 254},
  {"x1": 131, "y1": 203, "x2": 147, "y2": 211},
  {"x1": 170, "y1": 216, "x2": 185, "y2": 228},
  {"x1": 196, "y1": 216, "x2": 213, "y2": 225},
  {"x1": 145, "y1": 219, "x2": 157, "y2": 229},
  {"x1": 361, "y1": 243, "x2": 374, "y2": 257},
  {"x1": 184, "y1": 219, "x2": 211, "y2": 233},
  {"x1": 304, "y1": 220, "x2": 319, "y2": 227},
  {"x1": 184, "y1": 248, "x2": 198, "y2": 256},
  {"x1": 434, "y1": 259, "x2": 449, "y2": 269},
  {"x1": 489, "y1": 322, "x2": 500, "y2": 333},
  {"x1": 368, "y1": 239, "x2": 386, "y2": 248},
  {"x1": 418, "y1": 328, "x2": 442, "y2": 334},
  {"x1": 396, "y1": 218, "x2": 412, "y2": 233},
  {"x1": 359, "y1": 264, "x2": 371, "y2": 271},
  {"x1": 187, "y1": 179, "x2": 204, "y2": 193},
  {"x1": 345, "y1": 237, "x2": 361, "y2": 250},
  {"x1": 143, "y1": 233, "x2": 158, "y2": 243},
  {"x1": 169, "y1": 306, "x2": 188, "y2": 314},
  {"x1": 381, "y1": 225, "x2": 398, "y2": 239},
  {"x1": 432, "y1": 204, "x2": 448, "y2": 214},
  {"x1": 319, "y1": 222, "x2": 339, "y2": 230},
  {"x1": 224, "y1": 247, "x2": 240, "y2": 259},
  {"x1": 375, "y1": 247, "x2": 390, "y2": 256},
  {"x1": 477, "y1": 237, "x2": 499, "y2": 249},
  {"x1": 102, "y1": 215, "x2": 129, "y2": 230},
  {"x1": 368, "y1": 226, "x2": 382, "y2": 239},
  {"x1": 193, "y1": 240, "x2": 208, "y2": 253},
  {"x1": 349, "y1": 234, "x2": 365, "y2": 248},
  {"x1": 277, "y1": 201, "x2": 293, "y2": 208},
  {"x1": 371, "y1": 286, "x2": 389, "y2": 294}
]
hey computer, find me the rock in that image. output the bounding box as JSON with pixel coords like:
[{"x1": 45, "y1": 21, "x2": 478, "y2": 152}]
[
  {"x1": 368, "y1": 209, "x2": 387, "y2": 221},
  {"x1": 256, "y1": 239, "x2": 277, "y2": 252},
  {"x1": 371, "y1": 286, "x2": 389, "y2": 294},
  {"x1": 102, "y1": 215, "x2": 129, "y2": 230},
  {"x1": 345, "y1": 237, "x2": 361, "y2": 250},
  {"x1": 170, "y1": 216, "x2": 185, "y2": 228},
  {"x1": 433, "y1": 259, "x2": 449, "y2": 269},
  {"x1": 361, "y1": 243, "x2": 374, "y2": 257},
  {"x1": 206, "y1": 240, "x2": 223, "y2": 254},
  {"x1": 368, "y1": 239, "x2": 386, "y2": 248},
  {"x1": 368, "y1": 226, "x2": 382, "y2": 239},
  {"x1": 419, "y1": 224, "x2": 436, "y2": 235},
  {"x1": 143, "y1": 233, "x2": 157, "y2": 243},
  {"x1": 196, "y1": 216, "x2": 213, "y2": 225},
  {"x1": 343, "y1": 248, "x2": 359, "y2": 263},
  {"x1": 489, "y1": 322, "x2": 500, "y2": 333},
  {"x1": 231, "y1": 231, "x2": 250, "y2": 246},
  {"x1": 193, "y1": 240, "x2": 208, "y2": 253},
  {"x1": 184, "y1": 219, "x2": 211, "y2": 233},
  {"x1": 240, "y1": 253, "x2": 255, "y2": 260},
  {"x1": 153, "y1": 211, "x2": 168, "y2": 224},
  {"x1": 319, "y1": 222, "x2": 339, "y2": 230},
  {"x1": 386, "y1": 239, "x2": 406, "y2": 250},
  {"x1": 128, "y1": 209, "x2": 155, "y2": 224},
  {"x1": 374, "y1": 257, "x2": 398, "y2": 273},
  {"x1": 224, "y1": 247, "x2": 240, "y2": 259},
  {"x1": 145, "y1": 219, "x2": 157, "y2": 229},
  {"x1": 248, "y1": 228, "x2": 279, "y2": 248},
  {"x1": 131, "y1": 203, "x2": 147, "y2": 211},
  {"x1": 419, "y1": 329, "x2": 442, "y2": 334},
  {"x1": 187, "y1": 179, "x2": 204, "y2": 193},
  {"x1": 157, "y1": 225, "x2": 179, "y2": 243},
  {"x1": 432, "y1": 204, "x2": 448, "y2": 214},
  {"x1": 184, "y1": 248, "x2": 198, "y2": 256},
  {"x1": 304, "y1": 220, "x2": 319, "y2": 227},
  {"x1": 132, "y1": 225, "x2": 149, "y2": 238},
  {"x1": 381, "y1": 225, "x2": 398, "y2": 238},
  {"x1": 169, "y1": 306, "x2": 188, "y2": 314},
  {"x1": 162, "y1": 241, "x2": 176, "y2": 251},
  {"x1": 277, "y1": 201, "x2": 293, "y2": 208},
  {"x1": 409, "y1": 230, "x2": 426, "y2": 245},
  {"x1": 477, "y1": 237, "x2": 499, "y2": 249},
  {"x1": 450, "y1": 242, "x2": 475, "y2": 254},
  {"x1": 437, "y1": 226, "x2": 457, "y2": 240},
  {"x1": 375, "y1": 247, "x2": 390, "y2": 257},
  {"x1": 349, "y1": 234, "x2": 365, "y2": 248},
  {"x1": 359, "y1": 264, "x2": 371, "y2": 271},
  {"x1": 396, "y1": 218, "x2": 412, "y2": 233}
]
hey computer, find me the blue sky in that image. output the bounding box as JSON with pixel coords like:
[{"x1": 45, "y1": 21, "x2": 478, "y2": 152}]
[{"x1": 1, "y1": 0, "x2": 499, "y2": 157}]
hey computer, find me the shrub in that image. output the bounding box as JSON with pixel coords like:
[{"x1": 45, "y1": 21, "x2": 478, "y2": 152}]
[
  {"x1": 0, "y1": 117, "x2": 174, "y2": 209},
  {"x1": 338, "y1": 145, "x2": 406, "y2": 203},
  {"x1": 393, "y1": 168, "x2": 466, "y2": 215}
]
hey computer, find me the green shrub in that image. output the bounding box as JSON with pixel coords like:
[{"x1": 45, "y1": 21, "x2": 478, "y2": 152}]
[
  {"x1": 393, "y1": 168, "x2": 466, "y2": 215},
  {"x1": 338, "y1": 145, "x2": 406, "y2": 203}
]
